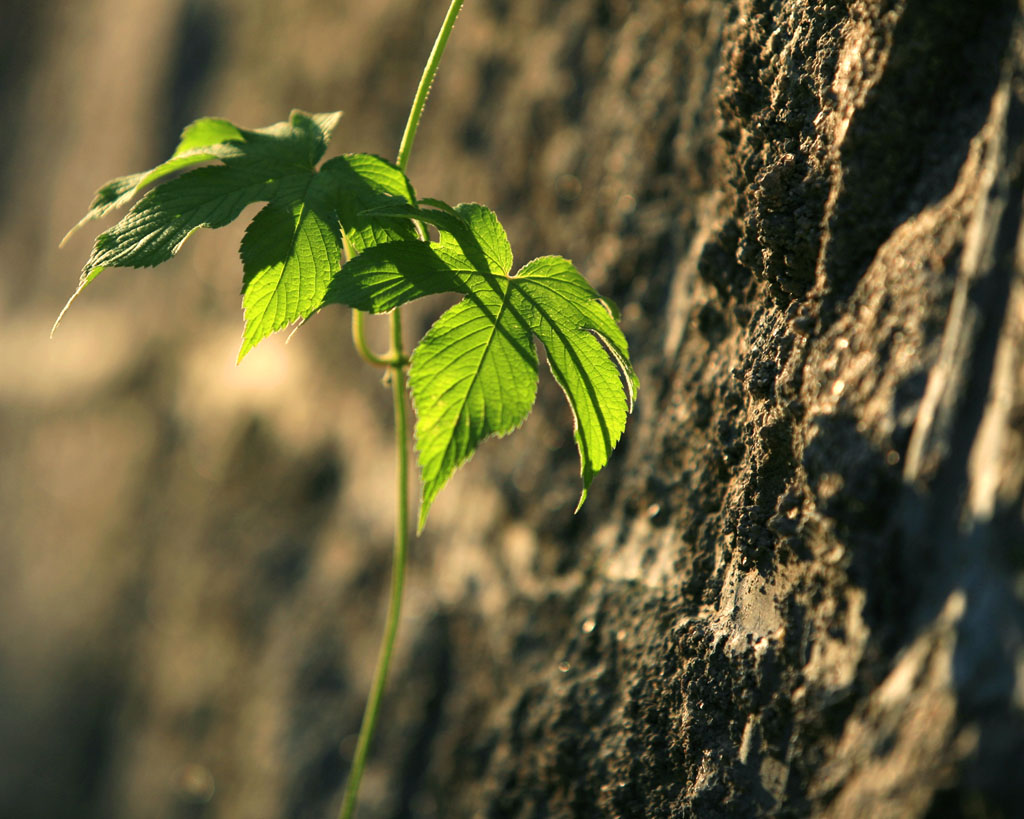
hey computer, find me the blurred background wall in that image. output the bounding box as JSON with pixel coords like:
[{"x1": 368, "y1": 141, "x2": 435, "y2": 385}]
[
  {"x1": 7, "y1": 1, "x2": 1024, "y2": 818},
  {"x1": 0, "y1": 1, "x2": 675, "y2": 816}
]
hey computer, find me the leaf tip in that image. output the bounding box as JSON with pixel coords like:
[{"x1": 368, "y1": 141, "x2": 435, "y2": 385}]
[
  {"x1": 416, "y1": 477, "x2": 447, "y2": 534},
  {"x1": 58, "y1": 225, "x2": 78, "y2": 249},
  {"x1": 236, "y1": 335, "x2": 255, "y2": 364},
  {"x1": 416, "y1": 500, "x2": 431, "y2": 535},
  {"x1": 51, "y1": 271, "x2": 98, "y2": 336},
  {"x1": 60, "y1": 207, "x2": 109, "y2": 248}
]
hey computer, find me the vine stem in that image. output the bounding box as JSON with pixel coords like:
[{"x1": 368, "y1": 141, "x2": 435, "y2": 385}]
[
  {"x1": 338, "y1": 2, "x2": 464, "y2": 817},
  {"x1": 397, "y1": 0, "x2": 465, "y2": 171},
  {"x1": 351, "y1": 0, "x2": 464, "y2": 368},
  {"x1": 337, "y1": 314, "x2": 409, "y2": 819}
]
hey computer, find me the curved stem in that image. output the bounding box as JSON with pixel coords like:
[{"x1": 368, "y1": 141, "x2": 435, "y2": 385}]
[
  {"x1": 351, "y1": 310, "x2": 408, "y2": 368},
  {"x1": 346, "y1": 229, "x2": 394, "y2": 368},
  {"x1": 351, "y1": 310, "x2": 392, "y2": 368},
  {"x1": 339, "y1": 5, "x2": 464, "y2": 815}
]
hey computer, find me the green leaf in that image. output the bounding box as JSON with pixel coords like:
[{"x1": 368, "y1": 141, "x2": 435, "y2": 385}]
[
  {"x1": 323, "y1": 203, "x2": 637, "y2": 528},
  {"x1": 357, "y1": 198, "x2": 468, "y2": 236},
  {"x1": 323, "y1": 240, "x2": 461, "y2": 313},
  {"x1": 412, "y1": 298, "x2": 539, "y2": 527},
  {"x1": 237, "y1": 180, "x2": 342, "y2": 359},
  {"x1": 512, "y1": 255, "x2": 637, "y2": 507},
  {"x1": 320, "y1": 153, "x2": 419, "y2": 255},
  {"x1": 61, "y1": 111, "x2": 420, "y2": 357},
  {"x1": 60, "y1": 116, "x2": 247, "y2": 244}
]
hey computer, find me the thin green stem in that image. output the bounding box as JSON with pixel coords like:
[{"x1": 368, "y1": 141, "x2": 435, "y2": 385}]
[
  {"x1": 337, "y1": 313, "x2": 409, "y2": 819},
  {"x1": 351, "y1": 310, "x2": 408, "y2": 368},
  {"x1": 350, "y1": 0, "x2": 462, "y2": 370},
  {"x1": 345, "y1": 230, "x2": 394, "y2": 369},
  {"x1": 350, "y1": 310, "x2": 392, "y2": 368},
  {"x1": 338, "y1": 3, "x2": 464, "y2": 816},
  {"x1": 397, "y1": 0, "x2": 465, "y2": 172}
]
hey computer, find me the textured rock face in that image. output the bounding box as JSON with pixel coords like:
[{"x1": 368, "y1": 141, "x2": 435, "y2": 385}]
[{"x1": 1, "y1": 1, "x2": 1023, "y2": 818}]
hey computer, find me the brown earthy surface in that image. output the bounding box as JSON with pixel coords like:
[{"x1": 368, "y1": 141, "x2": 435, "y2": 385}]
[{"x1": 2, "y1": 1, "x2": 1023, "y2": 817}]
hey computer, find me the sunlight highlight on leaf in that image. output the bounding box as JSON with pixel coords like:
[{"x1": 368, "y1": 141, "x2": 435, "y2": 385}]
[{"x1": 321, "y1": 203, "x2": 637, "y2": 527}]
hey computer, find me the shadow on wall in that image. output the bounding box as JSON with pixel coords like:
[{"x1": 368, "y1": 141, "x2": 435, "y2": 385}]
[
  {"x1": 159, "y1": 0, "x2": 225, "y2": 158},
  {"x1": 0, "y1": 0, "x2": 49, "y2": 222}
]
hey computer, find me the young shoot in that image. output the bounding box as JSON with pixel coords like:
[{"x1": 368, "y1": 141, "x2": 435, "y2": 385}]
[{"x1": 58, "y1": 1, "x2": 636, "y2": 815}]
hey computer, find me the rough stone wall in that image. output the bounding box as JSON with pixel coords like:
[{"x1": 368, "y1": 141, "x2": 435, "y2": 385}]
[{"x1": 1, "y1": 1, "x2": 1022, "y2": 818}]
